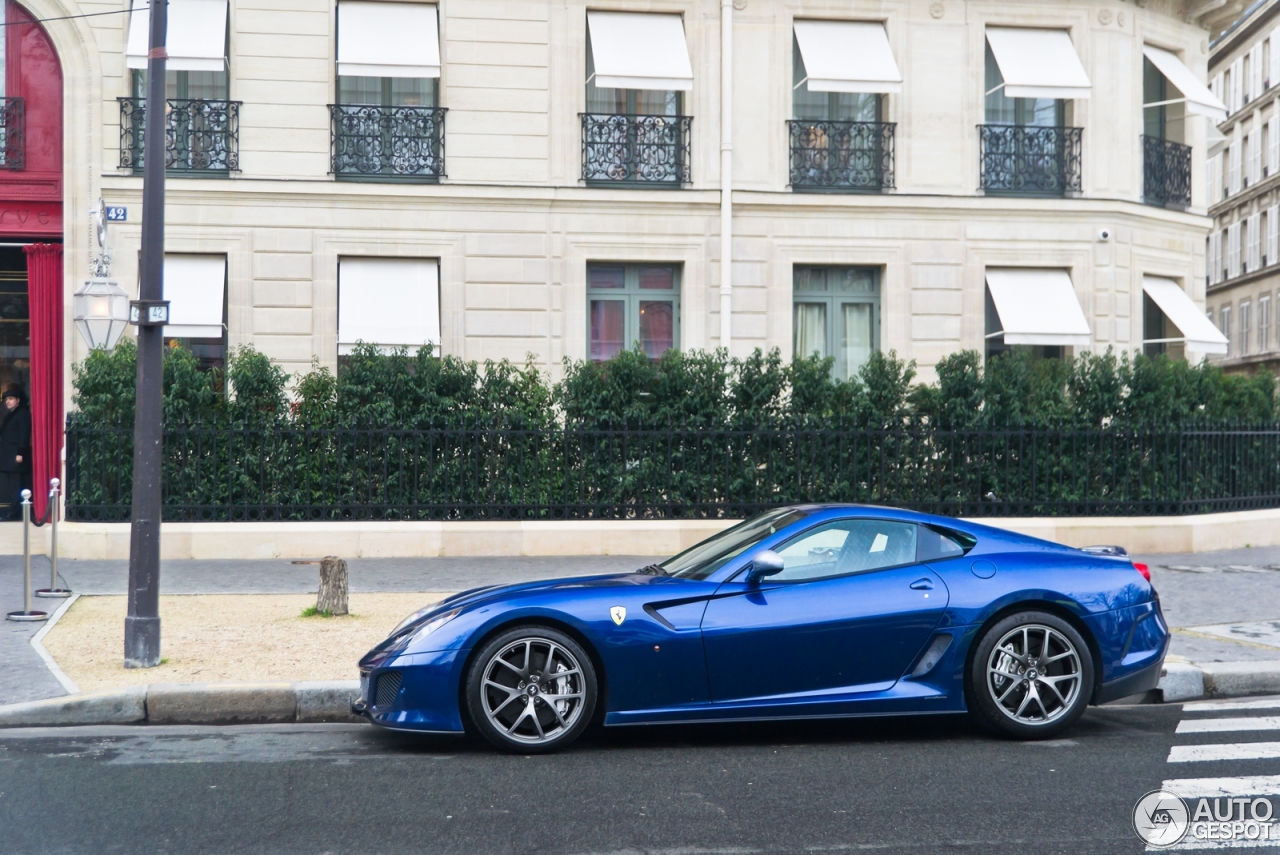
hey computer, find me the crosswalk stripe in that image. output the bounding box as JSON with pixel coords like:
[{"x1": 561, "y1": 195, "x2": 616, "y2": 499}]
[
  {"x1": 1176, "y1": 717, "x2": 1280, "y2": 734},
  {"x1": 1160, "y1": 774, "x2": 1280, "y2": 796},
  {"x1": 1168, "y1": 742, "x2": 1280, "y2": 763},
  {"x1": 1183, "y1": 698, "x2": 1280, "y2": 713}
]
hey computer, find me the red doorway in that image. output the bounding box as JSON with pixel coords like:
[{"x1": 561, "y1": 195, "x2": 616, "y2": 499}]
[{"x1": 0, "y1": 0, "x2": 61, "y2": 519}]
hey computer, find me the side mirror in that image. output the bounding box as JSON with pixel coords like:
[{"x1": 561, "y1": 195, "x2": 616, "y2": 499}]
[{"x1": 746, "y1": 549, "x2": 785, "y2": 583}]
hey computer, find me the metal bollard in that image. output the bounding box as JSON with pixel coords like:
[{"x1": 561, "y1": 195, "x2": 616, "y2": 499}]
[
  {"x1": 35, "y1": 478, "x2": 69, "y2": 598},
  {"x1": 6, "y1": 490, "x2": 48, "y2": 622}
]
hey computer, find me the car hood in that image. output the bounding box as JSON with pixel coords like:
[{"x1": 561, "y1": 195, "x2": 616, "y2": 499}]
[{"x1": 418, "y1": 571, "x2": 667, "y2": 622}]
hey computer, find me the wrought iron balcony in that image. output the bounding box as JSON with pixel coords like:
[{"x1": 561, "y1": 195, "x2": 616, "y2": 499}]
[
  {"x1": 1142, "y1": 135, "x2": 1192, "y2": 210},
  {"x1": 581, "y1": 113, "x2": 692, "y2": 186},
  {"x1": 118, "y1": 98, "x2": 241, "y2": 174},
  {"x1": 978, "y1": 124, "x2": 1082, "y2": 197},
  {"x1": 0, "y1": 98, "x2": 24, "y2": 169},
  {"x1": 329, "y1": 104, "x2": 446, "y2": 181},
  {"x1": 787, "y1": 120, "x2": 894, "y2": 192}
]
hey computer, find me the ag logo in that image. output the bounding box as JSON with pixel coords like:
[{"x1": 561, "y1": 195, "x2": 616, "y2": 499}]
[
  {"x1": 1133, "y1": 790, "x2": 1189, "y2": 847},
  {"x1": 610, "y1": 606, "x2": 626, "y2": 626}
]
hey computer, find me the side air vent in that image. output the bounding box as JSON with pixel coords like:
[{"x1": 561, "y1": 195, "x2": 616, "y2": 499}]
[{"x1": 374, "y1": 671, "x2": 403, "y2": 708}]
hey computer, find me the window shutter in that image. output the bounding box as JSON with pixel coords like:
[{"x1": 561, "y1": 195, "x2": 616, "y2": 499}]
[
  {"x1": 1229, "y1": 222, "x2": 1242, "y2": 278},
  {"x1": 1209, "y1": 153, "x2": 1221, "y2": 203},
  {"x1": 1253, "y1": 44, "x2": 1264, "y2": 99},
  {"x1": 1252, "y1": 128, "x2": 1264, "y2": 184},
  {"x1": 1229, "y1": 138, "x2": 1242, "y2": 194},
  {"x1": 1273, "y1": 32, "x2": 1280, "y2": 89},
  {"x1": 1270, "y1": 115, "x2": 1280, "y2": 176},
  {"x1": 1248, "y1": 213, "x2": 1261, "y2": 271},
  {"x1": 1235, "y1": 58, "x2": 1245, "y2": 111},
  {"x1": 1269, "y1": 205, "x2": 1279, "y2": 267}
]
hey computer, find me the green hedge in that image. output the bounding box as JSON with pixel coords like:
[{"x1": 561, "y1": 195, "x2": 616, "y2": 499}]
[
  {"x1": 71, "y1": 340, "x2": 1280, "y2": 430},
  {"x1": 63, "y1": 342, "x2": 1280, "y2": 521}
]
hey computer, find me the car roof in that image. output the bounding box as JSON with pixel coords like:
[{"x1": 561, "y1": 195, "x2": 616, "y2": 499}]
[{"x1": 778, "y1": 503, "x2": 1072, "y2": 553}]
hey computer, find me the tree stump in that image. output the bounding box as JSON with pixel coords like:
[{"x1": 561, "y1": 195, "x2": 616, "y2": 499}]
[{"x1": 316, "y1": 556, "x2": 349, "y2": 616}]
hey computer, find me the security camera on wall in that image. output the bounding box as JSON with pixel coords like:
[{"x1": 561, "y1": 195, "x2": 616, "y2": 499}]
[{"x1": 1098, "y1": 228, "x2": 1113, "y2": 242}]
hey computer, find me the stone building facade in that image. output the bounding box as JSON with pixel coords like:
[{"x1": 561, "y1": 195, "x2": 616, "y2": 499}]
[
  {"x1": 11, "y1": 0, "x2": 1235, "y2": 406},
  {"x1": 1205, "y1": 0, "x2": 1280, "y2": 375}
]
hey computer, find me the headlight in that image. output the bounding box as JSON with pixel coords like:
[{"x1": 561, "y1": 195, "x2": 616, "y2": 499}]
[{"x1": 389, "y1": 607, "x2": 460, "y2": 640}]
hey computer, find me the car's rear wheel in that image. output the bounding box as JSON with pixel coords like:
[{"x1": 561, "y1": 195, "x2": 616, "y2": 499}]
[
  {"x1": 968, "y1": 611, "x2": 1093, "y2": 739},
  {"x1": 465, "y1": 626, "x2": 597, "y2": 754}
]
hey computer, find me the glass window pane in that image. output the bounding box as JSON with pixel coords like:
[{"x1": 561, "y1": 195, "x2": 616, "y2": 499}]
[
  {"x1": 182, "y1": 70, "x2": 228, "y2": 100},
  {"x1": 793, "y1": 266, "x2": 827, "y2": 293},
  {"x1": 588, "y1": 266, "x2": 626, "y2": 289},
  {"x1": 639, "y1": 301, "x2": 674, "y2": 357},
  {"x1": 772, "y1": 519, "x2": 917, "y2": 581},
  {"x1": 841, "y1": 303, "x2": 874, "y2": 379},
  {"x1": 793, "y1": 302, "x2": 827, "y2": 359},
  {"x1": 338, "y1": 76, "x2": 383, "y2": 105},
  {"x1": 832, "y1": 267, "x2": 879, "y2": 294},
  {"x1": 389, "y1": 77, "x2": 434, "y2": 107},
  {"x1": 590, "y1": 300, "x2": 625, "y2": 361},
  {"x1": 638, "y1": 267, "x2": 675, "y2": 289}
]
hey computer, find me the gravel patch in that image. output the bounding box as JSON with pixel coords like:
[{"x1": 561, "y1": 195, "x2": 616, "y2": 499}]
[{"x1": 41, "y1": 593, "x2": 449, "y2": 693}]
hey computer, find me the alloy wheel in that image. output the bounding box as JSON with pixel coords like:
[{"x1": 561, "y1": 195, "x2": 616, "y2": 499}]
[
  {"x1": 985, "y1": 624, "x2": 1083, "y2": 726},
  {"x1": 479, "y1": 636, "x2": 587, "y2": 745}
]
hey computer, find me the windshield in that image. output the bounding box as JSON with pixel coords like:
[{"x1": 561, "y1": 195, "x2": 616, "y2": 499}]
[{"x1": 662, "y1": 508, "x2": 809, "y2": 580}]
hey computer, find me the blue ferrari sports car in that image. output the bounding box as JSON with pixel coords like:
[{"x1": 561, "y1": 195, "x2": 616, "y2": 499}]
[{"x1": 355, "y1": 504, "x2": 1168, "y2": 753}]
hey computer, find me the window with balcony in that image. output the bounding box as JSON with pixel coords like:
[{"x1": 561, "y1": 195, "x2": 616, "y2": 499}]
[
  {"x1": 121, "y1": 0, "x2": 238, "y2": 175},
  {"x1": 0, "y1": 33, "x2": 24, "y2": 170},
  {"x1": 581, "y1": 12, "x2": 693, "y2": 187},
  {"x1": 330, "y1": 2, "x2": 444, "y2": 181},
  {"x1": 980, "y1": 29, "x2": 1086, "y2": 197},
  {"x1": 587, "y1": 264, "x2": 680, "y2": 361},
  {"x1": 792, "y1": 266, "x2": 880, "y2": 380},
  {"x1": 788, "y1": 21, "x2": 899, "y2": 193},
  {"x1": 1141, "y1": 54, "x2": 1191, "y2": 209}
]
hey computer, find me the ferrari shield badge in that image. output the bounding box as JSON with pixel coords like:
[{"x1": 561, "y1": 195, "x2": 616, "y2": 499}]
[{"x1": 610, "y1": 606, "x2": 626, "y2": 626}]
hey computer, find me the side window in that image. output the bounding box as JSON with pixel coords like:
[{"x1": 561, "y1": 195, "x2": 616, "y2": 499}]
[
  {"x1": 917, "y1": 525, "x2": 975, "y2": 562},
  {"x1": 772, "y1": 520, "x2": 918, "y2": 582}
]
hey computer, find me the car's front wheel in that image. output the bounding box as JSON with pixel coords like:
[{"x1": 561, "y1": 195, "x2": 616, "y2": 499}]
[
  {"x1": 968, "y1": 611, "x2": 1094, "y2": 739},
  {"x1": 465, "y1": 626, "x2": 597, "y2": 754}
]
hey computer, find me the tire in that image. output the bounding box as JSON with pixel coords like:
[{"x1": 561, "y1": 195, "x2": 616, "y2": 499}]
[
  {"x1": 465, "y1": 626, "x2": 598, "y2": 754},
  {"x1": 967, "y1": 611, "x2": 1094, "y2": 740}
]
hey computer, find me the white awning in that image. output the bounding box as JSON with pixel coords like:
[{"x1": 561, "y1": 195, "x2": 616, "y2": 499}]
[
  {"x1": 127, "y1": 0, "x2": 228, "y2": 72},
  {"x1": 586, "y1": 11, "x2": 693, "y2": 91},
  {"x1": 163, "y1": 254, "x2": 226, "y2": 339},
  {"x1": 985, "y1": 269, "x2": 1092, "y2": 347},
  {"x1": 793, "y1": 20, "x2": 902, "y2": 94},
  {"x1": 338, "y1": 258, "x2": 441, "y2": 354},
  {"x1": 985, "y1": 27, "x2": 1091, "y2": 100},
  {"x1": 1142, "y1": 276, "x2": 1229, "y2": 355},
  {"x1": 337, "y1": 2, "x2": 440, "y2": 79},
  {"x1": 1143, "y1": 45, "x2": 1227, "y2": 123}
]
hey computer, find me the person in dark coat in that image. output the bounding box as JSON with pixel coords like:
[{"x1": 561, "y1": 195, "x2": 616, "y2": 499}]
[{"x1": 0, "y1": 384, "x2": 32, "y2": 520}]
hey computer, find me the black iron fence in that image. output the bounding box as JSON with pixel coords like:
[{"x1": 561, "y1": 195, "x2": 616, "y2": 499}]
[
  {"x1": 329, "y1": 104, "x2": 446, "y2": 180},
  {"x1": 1142, "y1": 134, "x2": 1192, "y2": 210},
  {"x1": 0, "y1": 98, "x2": 24, "y2": 169},
  {"x1": 581, "y1": 113, "x2": 692, "y2": 185},
  {"x1": 979, "y1": 124, "x2": 1082, "y2": 197},
  {"x1": 788, "y1": 120, "x2": 894, "y2": 192},
  {"x1": 119, "y1": 98, "x2": 241, "y2": 173},
  {"x1": 65, "y1": 421, "x2": 1280, "y2": 522}
]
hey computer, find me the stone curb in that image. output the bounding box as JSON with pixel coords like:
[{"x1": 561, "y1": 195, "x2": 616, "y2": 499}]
[
  {"x1": 1158, "y1": 660, "x2": 1280, "y2": 702},
  {"x1": 0, "y1": 681, "x2": 362, "y2": 728}
]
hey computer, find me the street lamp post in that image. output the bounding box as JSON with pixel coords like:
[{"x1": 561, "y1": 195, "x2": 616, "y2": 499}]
[{"x1": 125, "y1": 0, "x2": 170, "y2": 668}]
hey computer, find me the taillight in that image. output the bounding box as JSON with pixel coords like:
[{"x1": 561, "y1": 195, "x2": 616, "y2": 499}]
[{"x1": 1133, "y1": 562, "x2": 1151, "y2": 582}]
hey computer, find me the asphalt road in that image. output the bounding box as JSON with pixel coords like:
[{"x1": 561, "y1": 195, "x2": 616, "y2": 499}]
[{"x1": 7, "y1": 701, "x2": 1277, "y2": 855}]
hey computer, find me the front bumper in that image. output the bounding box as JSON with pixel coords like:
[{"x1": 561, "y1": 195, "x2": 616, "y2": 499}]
[{"x1": 357, "y1": 649, "x2": 469, "y2": 733}]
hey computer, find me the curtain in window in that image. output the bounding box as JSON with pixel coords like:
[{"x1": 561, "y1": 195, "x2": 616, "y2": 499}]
[
  {"x1": 793, "y1": 302, "x2": 826, "y2": 359},
  {"x1": 638, "y1": 300, "x2": 674, "y2": 357},
  {"x1": 841, "y1": 303, "x2": 873, "y2": 378},
  {"x1": 590, "y1": 300, "x2": 625, "y2": 361}
]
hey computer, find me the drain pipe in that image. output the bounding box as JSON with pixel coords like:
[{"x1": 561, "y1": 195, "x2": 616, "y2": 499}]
[{"x1": 719, "y1": 0, "x2": 733, "y2": 353}]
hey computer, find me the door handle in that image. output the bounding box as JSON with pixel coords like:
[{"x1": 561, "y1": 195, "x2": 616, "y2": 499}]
[{"x1": 909, "y1": 578, "x2": 934, "y2": 591}]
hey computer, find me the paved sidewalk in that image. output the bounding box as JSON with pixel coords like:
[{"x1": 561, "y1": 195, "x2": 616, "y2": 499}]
[{"x1": 4, "y1": 548, "x2": 1278, "y2": 708}]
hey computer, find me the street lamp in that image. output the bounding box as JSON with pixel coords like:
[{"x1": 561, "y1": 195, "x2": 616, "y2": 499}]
[{"x1": 72, "y1": 278, "x2": 131, "y2": 352}]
